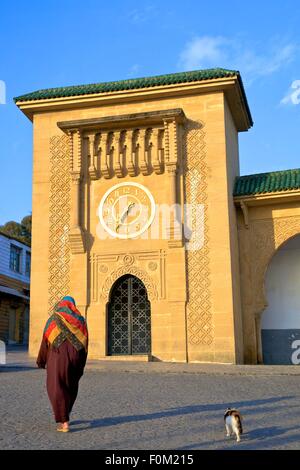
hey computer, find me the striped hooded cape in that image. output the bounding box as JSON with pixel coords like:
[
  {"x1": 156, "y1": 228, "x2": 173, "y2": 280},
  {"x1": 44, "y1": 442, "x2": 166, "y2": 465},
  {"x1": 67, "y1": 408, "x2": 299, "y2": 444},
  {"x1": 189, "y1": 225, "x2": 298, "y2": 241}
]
[{"x1": 43, "y1": 296, "x2": 88, "y2": 352}]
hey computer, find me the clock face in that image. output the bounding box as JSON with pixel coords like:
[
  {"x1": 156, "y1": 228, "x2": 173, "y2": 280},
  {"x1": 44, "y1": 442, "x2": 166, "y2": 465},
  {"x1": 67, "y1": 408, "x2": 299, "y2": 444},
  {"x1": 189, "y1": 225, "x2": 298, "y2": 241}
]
[{"x1": 98, "y1": 182, "x2": 156, "y2": 239}]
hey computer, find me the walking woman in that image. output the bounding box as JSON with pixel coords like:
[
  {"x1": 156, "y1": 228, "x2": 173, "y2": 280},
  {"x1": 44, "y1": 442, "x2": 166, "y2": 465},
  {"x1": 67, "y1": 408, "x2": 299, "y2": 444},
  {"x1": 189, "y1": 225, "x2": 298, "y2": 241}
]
[{"x1": 37, "y1": 296, "x2": 88, "y2": 432}]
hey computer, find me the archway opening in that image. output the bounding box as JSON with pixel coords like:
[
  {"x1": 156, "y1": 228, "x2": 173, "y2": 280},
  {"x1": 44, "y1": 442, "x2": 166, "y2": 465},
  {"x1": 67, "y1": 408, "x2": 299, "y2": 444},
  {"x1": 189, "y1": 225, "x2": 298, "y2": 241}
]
[
  {"x1": 107, "y1": 274, "x2": 151, "y2": 355},
  {"x1": 262, "y1": 234, "x2": 300, "y2": 364}
]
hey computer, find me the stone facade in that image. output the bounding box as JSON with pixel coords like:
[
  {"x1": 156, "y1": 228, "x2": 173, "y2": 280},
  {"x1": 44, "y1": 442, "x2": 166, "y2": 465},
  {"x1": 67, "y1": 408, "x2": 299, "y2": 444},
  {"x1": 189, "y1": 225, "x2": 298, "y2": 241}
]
[{"x1": 15, "y1": 71, "x2": 300, "y2": 364}]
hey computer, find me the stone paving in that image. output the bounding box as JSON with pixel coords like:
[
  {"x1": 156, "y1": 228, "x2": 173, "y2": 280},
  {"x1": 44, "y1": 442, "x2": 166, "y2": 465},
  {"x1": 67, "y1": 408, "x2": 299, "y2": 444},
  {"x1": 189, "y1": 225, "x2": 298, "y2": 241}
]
[{"x1": 1, "y1": 347, "x2": 300, "y2": 450}]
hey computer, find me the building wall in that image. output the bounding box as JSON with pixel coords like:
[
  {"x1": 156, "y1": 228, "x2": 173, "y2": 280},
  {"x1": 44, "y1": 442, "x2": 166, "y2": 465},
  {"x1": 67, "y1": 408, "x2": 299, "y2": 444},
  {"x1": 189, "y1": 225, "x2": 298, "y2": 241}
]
[
  {"x1": 223, "y1": 98, "x2": 243, "y2": 363},
  {"x1": 0, "y1": 234, "x2": 31, "y2": 283},
  {"x1": 262, "y1": 234, "x2": 300, "y2": 364},
  {"x1": 0, "y1": 234, "x2": 30, "y2": 344},
  {"x1": 29, "y1": 89, "x2": 245, "y2": 363},
  {"x1": 0, "y1": 297, "x2": 10, "y2": 342},
  {"x1": 0, "y1": 296, "x2": 28, "y2": 344},
  {"x1": 237, "y1": 200, "x2": 300, "y2": 363}
]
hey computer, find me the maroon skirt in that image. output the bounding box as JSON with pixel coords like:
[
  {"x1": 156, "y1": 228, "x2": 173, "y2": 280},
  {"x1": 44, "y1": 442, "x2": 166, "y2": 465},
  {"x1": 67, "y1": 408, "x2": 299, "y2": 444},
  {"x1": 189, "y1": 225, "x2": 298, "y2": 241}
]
[{"x1": 37, "y1": 338, "x2": 87, "y2": 422}]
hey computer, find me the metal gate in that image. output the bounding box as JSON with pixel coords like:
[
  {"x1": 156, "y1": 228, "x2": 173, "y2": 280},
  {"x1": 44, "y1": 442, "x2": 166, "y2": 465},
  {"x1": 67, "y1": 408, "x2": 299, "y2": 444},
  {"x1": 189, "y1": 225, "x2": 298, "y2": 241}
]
[{"x1": 108, "y1": 274, "x2": 151, "y2": 355}]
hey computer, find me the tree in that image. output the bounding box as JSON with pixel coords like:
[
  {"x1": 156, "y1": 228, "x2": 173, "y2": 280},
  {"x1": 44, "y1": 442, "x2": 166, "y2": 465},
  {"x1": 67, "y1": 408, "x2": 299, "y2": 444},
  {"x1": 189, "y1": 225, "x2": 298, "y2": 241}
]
[
  {"x1": 21, "y1": 215, "x2": 32, "y2": 244},
  {"x1": 0, "y1": 214, "x2": 31, "y2": 245}
]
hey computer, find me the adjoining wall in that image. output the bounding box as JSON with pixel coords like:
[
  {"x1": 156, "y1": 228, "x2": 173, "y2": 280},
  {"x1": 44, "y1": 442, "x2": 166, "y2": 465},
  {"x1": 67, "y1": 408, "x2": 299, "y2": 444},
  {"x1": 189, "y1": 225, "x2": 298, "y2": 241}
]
[
  {"x1": 237, "y1": 200, "x2": 300, "y2": 364},
  {"x1": 262, "y1": 234, "x2": 300, "y2": 364}
]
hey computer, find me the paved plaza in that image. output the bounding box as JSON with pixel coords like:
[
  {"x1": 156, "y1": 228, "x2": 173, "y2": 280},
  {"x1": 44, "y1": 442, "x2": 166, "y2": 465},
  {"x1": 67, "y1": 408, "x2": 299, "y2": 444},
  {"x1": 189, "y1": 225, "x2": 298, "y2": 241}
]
[{"x1": 1, "y1": 348, "x2": 300, "y2": 450}]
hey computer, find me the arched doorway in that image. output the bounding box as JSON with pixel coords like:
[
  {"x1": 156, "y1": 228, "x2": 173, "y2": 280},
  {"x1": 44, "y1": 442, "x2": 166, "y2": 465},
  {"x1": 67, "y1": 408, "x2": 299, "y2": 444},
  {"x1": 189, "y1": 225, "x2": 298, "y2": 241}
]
[
  {"x1": 261, "y1": 234, "x2": 300, "y2": 364},
  {"x1": 107, "y1": 274, "x2": 151, "y2": 355}
]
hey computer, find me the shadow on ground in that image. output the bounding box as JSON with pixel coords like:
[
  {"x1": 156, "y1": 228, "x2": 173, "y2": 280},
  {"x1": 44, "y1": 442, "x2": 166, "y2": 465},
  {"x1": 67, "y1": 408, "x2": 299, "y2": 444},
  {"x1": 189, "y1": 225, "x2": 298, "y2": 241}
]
[
  {"x1": 177, "y1": 425, "x2": 300, "y2": 450},
  {"x1": 69, "y1": 395, "x2": 295, "y2": 433},
  {"x1": 0, "y1": 366, "x2": 37, "y2": 373}
]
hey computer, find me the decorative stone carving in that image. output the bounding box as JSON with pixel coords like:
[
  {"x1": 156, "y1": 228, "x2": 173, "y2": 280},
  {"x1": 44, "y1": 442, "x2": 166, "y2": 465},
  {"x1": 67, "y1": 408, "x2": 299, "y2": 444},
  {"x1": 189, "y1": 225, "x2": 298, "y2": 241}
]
[
  {"x1": 185, "y1": 121, "x2": 213, "y2": 346},
  {"x1": 138, "y1": 128, "x2": 149, "y2": 175},
  {"x1": 99, "y1": 264, "x2": 108, "y2": 273},
  {"x1": 101, "y1": 265, "x2": 158, "y2": 301},
  {"x1": 90, "y1": 250, "x2": 166, "y2": 302},
  {"x1": 57, "y1": 109, "x2": 185, "y2": 179},
  {"x1": 251, "y1": 216, "x2": 300, "y2": 314},
  {"x1": 151, "y1": 128, "x2": 163, "y2": 175},
  {"x1": 123, "y1": 254, "x2": 135, "y2": 266},
  {"x1": 48, "y1": 135, "x2": 71, "y2": 312},
  {"x1": 148, "y1": 262, "x2": 157, "y2": 271},
  {"x1": 126, "y1": 129, "x2": 137, "y2": 177},
  {"x1": 86, "y1": 132, "x2": 99, "y2": 180},
  {"x1": 68, "y1": 130, "x2": 85, "y2": 254},
  {"x1": 114, "y1": 130, "x2": 124, "y2": 178},
  {"x1": 99, "y1": 131, "x2": 110, "y2": 179}
]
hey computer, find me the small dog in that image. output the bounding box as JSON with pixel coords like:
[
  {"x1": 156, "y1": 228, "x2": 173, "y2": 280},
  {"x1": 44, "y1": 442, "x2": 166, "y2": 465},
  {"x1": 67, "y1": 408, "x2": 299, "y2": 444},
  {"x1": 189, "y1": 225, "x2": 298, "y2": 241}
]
[{"x1": 224, "y1": 408, "x2": 243, "y2": 442}]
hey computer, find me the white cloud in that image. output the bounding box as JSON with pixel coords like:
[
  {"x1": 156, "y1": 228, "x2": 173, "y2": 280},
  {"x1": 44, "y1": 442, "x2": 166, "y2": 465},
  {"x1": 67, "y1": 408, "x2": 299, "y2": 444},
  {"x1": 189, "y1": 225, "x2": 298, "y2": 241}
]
[
  {"x1": 0, "y1": 80, "x2": 6, "y2": 104},
  {"x1": 128, "y1": 64, "x2": 141, "y2": 77},
  {"x1": 128, "y1": 5, "x2": 157, "y2": 24},
  {"x1": 178, "y1": 36, "x2": 229, "y2": 70},
  {"x1": 281, "y1": 80, "x2": 300, "y2": 105},
  {"x1": 179, "y1": 36, "x2": 297, "y2": 85}
]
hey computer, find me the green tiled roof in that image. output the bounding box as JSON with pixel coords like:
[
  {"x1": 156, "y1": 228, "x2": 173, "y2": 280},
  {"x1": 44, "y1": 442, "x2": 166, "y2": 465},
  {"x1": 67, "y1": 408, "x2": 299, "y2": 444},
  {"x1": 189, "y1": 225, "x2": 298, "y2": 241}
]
[
  {"x1": 234, "y1": 168, "x2": 300, "y2": 196},
  {"x1": 14, "y1": 68, "x2": 241, "y2": 102}
]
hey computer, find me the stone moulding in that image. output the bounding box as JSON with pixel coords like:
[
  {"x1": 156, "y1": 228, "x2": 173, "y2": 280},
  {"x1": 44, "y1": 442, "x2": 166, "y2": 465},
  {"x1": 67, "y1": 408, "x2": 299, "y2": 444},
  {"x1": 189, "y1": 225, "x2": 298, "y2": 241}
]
[
  {"x1": 57, "y1": 108, "x2": 186, "y2": 131},
  {"x1": 57, "y1": 108, "x2": 186, "y2": 180},
  {"x1": 69, "y1": 227, "x2": 85, "y2": 254}
]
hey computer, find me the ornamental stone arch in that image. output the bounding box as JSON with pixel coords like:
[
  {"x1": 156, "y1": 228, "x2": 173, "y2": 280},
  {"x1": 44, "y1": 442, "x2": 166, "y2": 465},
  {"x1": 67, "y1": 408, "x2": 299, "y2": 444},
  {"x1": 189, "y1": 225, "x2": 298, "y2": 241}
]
[
  {"x1": 251, "y1": 215, "x2": 300, "y2": 363},
  {"x1": 100, "y1": 265, "x2": 159, "y2": 303}
]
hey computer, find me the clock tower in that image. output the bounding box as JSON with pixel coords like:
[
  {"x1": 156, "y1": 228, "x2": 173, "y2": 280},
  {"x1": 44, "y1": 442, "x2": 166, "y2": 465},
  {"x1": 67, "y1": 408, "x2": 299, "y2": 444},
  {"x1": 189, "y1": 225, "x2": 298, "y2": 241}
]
[{"x1": 15, "y1": 69, "x2": 252, "y2": 363}]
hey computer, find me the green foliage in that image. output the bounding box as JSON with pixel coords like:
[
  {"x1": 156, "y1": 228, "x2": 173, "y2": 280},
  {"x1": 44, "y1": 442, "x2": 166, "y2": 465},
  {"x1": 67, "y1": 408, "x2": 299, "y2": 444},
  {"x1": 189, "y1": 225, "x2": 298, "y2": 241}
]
[{"x1": 0, "y1": 214, "x2": 31, "y2": 245}]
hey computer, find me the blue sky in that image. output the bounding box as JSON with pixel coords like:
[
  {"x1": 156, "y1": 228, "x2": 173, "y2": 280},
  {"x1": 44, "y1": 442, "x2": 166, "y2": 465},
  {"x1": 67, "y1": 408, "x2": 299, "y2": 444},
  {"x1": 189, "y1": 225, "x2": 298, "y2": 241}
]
[{"x1": 0, "y1": 0, "x2": 299, "y2": 224}]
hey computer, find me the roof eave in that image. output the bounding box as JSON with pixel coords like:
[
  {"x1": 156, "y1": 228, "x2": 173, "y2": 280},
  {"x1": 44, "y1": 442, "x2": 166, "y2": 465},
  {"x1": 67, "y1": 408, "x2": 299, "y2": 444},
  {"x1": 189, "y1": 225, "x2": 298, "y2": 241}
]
[
  {"x1": 15, "y1": 76, "x2": 252, "y2": 131},
  {"x1": 234, "y1": 189, "x2": 300, "y2": 205}
]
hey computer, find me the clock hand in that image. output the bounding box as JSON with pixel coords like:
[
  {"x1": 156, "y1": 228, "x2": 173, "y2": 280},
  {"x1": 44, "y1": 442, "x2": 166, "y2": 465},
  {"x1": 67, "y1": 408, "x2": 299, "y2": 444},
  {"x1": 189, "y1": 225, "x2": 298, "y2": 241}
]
[
  {"x1": 116, "y1": 203, "x2": 136, "y2": 231},
  {"x1": 126, "y1": 202, "x2": 136, "y2": 215}
]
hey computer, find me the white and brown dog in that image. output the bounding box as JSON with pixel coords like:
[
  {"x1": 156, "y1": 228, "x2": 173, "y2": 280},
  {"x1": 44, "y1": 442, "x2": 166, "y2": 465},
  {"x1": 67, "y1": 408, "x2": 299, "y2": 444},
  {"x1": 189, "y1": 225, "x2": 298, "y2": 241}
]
[{"x1": 224, "y1": 408, "x2": 243, "y2": 442}]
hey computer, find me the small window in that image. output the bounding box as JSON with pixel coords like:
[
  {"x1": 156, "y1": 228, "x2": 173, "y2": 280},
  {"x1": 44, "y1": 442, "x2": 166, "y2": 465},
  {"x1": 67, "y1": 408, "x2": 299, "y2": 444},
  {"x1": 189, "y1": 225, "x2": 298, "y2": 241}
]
[
  {"x1": 25, "y1": 252, "x2": 31, "y2": 277},
  {"x1": 10, "y1": 245, "x2": 22, "y2": 273}
]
